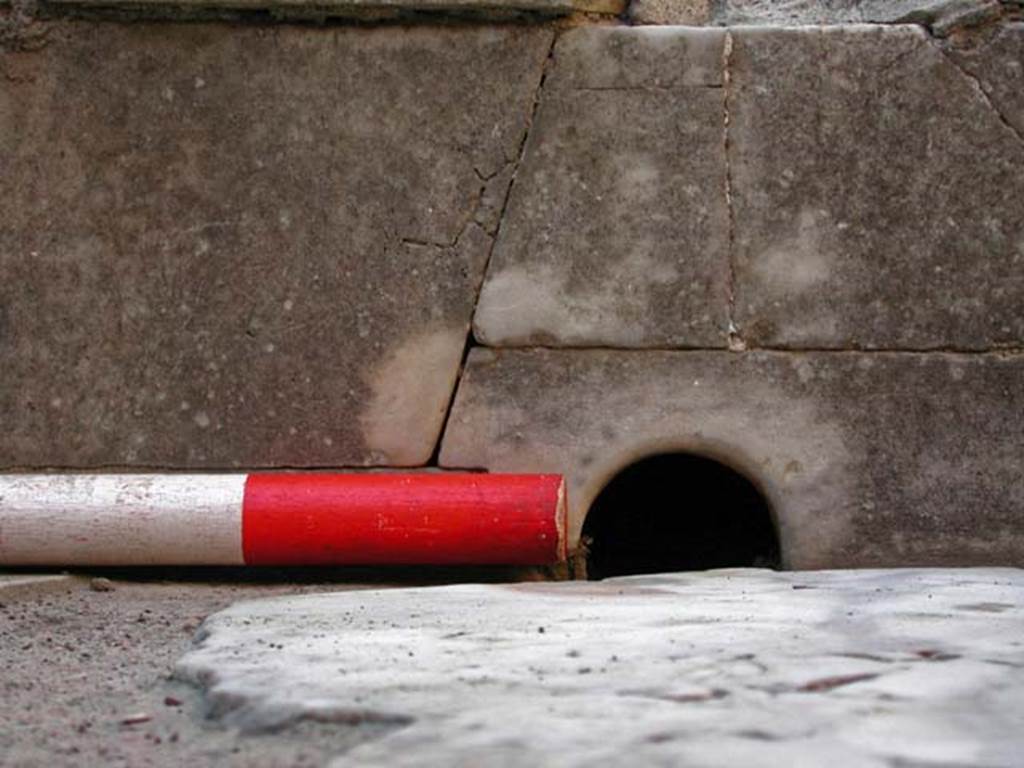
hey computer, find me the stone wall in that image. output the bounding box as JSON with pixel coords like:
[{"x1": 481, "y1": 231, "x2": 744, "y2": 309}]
[{"x1": 2, "y1": 0, "x2": 1022, "y2": 567}]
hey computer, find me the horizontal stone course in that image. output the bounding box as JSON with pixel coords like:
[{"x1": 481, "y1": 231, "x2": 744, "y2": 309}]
[
  {"x1": 474, "y1": 24, "x2": 1024, "y2": 351},
  {"x1": 44, "y1": 0, "x2": 625, "y2": 17},
  {"x1": 440, "y1": 347, "x2": 1024, "y2": 568}
]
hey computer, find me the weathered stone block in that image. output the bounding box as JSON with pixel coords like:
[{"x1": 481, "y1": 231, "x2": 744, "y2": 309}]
[
  {"x1": 730, "y1": 25, "x2": 1024, "y2": 349},
  {"x1": 473, "y1": 28, "x2": 730, "y2": 348},
  {"x1": 440, "y1": 348, "x2": 1024, "y2": 568},
  {"x1": 0, "y1": 23, "x2": 552, "y2": 467},
  {"x1": 178, "y1": 569, "x2": 1024, "y2": 767}
]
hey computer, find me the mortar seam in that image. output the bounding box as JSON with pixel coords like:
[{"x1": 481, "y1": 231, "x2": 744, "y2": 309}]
[
  {"x1": 721, "y1": 29, "x2": 743, "y2": 352},
  {"x1": 471, "y1": 343, "x2": 1024, "y2": 356}
]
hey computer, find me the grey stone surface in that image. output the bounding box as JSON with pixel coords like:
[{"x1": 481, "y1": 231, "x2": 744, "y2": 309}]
[
  {"x1": 474, "y1": 24, "x2": 1024, "y2": 351},
  {"x1": 0, "y1": 23, "x2": 552, "y2": 468},
  {"x1": 439, "y1": 348, "x2": 1024, "y2": 568},
  {"x1": 729, "y1": 25, "x2": 1024, "y2": 350},
  {"x1": 473, "y1": 28, "x2": 731, "y2": 348},
  {"x1": 46, "y1": 0, "x2": 625, "y2": 18},
  {"x1": 177, "y1": 569, "x2": 1024, "y2": 767},
  {"x1": 629, "y1": 0, "x2": 709, "y2": 24}
]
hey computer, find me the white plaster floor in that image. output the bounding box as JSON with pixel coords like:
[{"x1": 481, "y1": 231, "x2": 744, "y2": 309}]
[{"x1": 176, "y1": 568, "x2": 1024, "y2": 767}]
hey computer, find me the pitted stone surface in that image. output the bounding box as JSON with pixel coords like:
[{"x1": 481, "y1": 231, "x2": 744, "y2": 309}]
[
  {"x1": 729, "y1": 25, "x2": 1024, "y2": 350},
  {"x1": 473, "y1": 28, "x2": 730, "y2": 348},
  {"x1": 439, "y1": 348, "x2": 1024, "y2": 568},
  {"x1": 0, "y1": 23, "x2": 551, "y2": 467},
  {"x1": 176, "y1": 569, "x2": 1024, "y2": 767}
]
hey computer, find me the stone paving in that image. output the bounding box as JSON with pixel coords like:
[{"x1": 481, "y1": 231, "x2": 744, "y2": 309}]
[{"x1": 177, "y1": 568, "x2": 1024, "y2": 767}]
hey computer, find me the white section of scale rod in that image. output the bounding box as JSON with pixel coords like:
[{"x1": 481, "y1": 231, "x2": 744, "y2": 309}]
[{"x1": 0, "y1": 474, "x2": 246, "y2": 566}]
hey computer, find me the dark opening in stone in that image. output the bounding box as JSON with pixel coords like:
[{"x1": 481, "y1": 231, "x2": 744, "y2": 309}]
[{"x1": 581, "y1": 453, "x2": 780, "y2": 579}]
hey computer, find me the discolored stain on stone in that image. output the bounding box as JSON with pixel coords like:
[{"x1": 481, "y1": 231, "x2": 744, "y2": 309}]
[
  {"x1": 728, "y1": 25, "x2": 1024, "y2": 350},
  {"x1": 439, "y1": 348, "x2": 1024, "y2": 568},
  {"x1": 0, "y1": 22, "x2": 552, "y2": 467},
  {"x1": 360, "y1": 326, "x2": 467, "y2": 466}
]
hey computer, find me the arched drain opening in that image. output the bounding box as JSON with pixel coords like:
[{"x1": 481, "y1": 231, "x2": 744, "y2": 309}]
[{"x1": 581, "y1": 453, "x2": 780, "y2": 579}]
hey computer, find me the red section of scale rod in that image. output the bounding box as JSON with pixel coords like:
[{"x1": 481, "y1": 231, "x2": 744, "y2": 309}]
[{"x1": 241, "y1": 473, "x2": 567, "y2": 566}]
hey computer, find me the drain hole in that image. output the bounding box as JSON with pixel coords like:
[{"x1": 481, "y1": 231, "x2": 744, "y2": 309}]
[{"x1": 581, "y1": 453, "x2": 780, "y2": 579}]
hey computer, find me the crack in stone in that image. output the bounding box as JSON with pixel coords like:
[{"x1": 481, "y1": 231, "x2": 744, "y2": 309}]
[
  {"x1": 929, "y1": 37, "x2": 1024, "y2": 148},
  {"x1": 475, "y1": 29, "x2": 558, "y2": 277},
  {"x1": 571, "y1": 84, "x2": 724, "y2": 92},
  {"x1": 426, "y1": 29, "x2": 557, "y2": 465},
  {"x1": 400, "y1": 175, "x2": 490, "y2": 251}
]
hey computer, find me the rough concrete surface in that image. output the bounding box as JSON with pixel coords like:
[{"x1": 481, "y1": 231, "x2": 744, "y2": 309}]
[
  {"x1": 729, "y1": 24, "x2": 1024, "y2": 349},
  {"x1": 177, "y1": 568, "x2": 1024, "y2": 767},
  {"x1": 474, "y1": 27, "x2": 730, "y2": 348},
  {"x1": 0, "y1": 23, "x2": 551, "y2": 468},
  {"x1": 0, "y1": 574, "x2": 392, "y2": 767},
  {"x1": 440, "y1": 348, "x2": 1024, "y2": 568}
]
